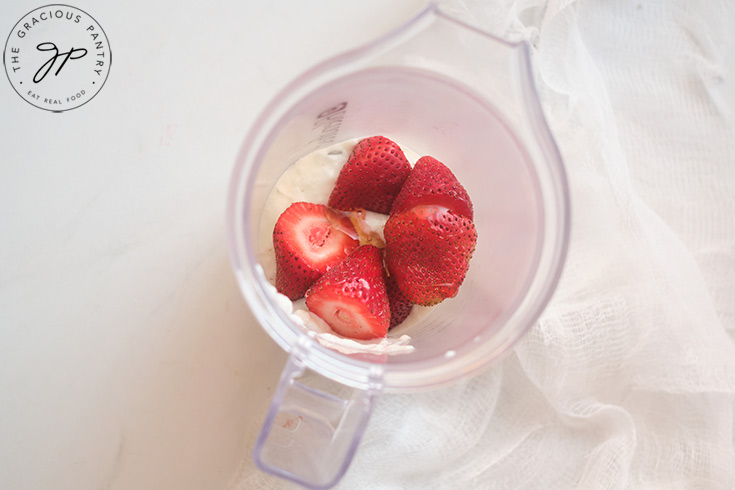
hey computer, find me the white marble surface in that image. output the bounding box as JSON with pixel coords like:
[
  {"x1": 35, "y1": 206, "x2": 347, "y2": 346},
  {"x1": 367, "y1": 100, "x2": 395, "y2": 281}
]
[{"x1": 0, "y1": 1, "x2": 424, "y2": 488}]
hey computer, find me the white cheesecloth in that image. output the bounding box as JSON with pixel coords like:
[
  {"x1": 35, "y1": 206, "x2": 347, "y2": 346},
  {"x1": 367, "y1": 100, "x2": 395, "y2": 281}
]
[{"x1": 230, "y1": 0, "x2": 735, "y2": 488}]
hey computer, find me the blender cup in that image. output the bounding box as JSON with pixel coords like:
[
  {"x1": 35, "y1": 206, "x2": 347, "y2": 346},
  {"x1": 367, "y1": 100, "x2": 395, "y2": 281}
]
[{"x1": 226, "y1": 4, "x2": 569, "y2": 488}]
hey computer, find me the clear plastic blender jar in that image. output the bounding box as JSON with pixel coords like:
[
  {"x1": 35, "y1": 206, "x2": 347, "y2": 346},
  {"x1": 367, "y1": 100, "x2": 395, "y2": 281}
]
[{"x1": 226, "y1": 4, "x2": 570, "y2": 488}]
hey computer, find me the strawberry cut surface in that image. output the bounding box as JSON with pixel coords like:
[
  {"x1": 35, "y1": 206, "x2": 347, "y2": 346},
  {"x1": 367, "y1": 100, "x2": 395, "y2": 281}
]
[
  {"x1": 384, "y1": 205, "x2": 477, "y2": 306},
  {"x1": 305, "y1": 245, "x2": 390, "y2": 340},
  {"x1": 273, "y1": 202, "x2": 359, "y2": 300},
  {"x1": 390, "y1": 156, "x2": 474, "y2": 220},
  {"x1": 328, "y1": 136, "x2": 412, "y2": 214}
]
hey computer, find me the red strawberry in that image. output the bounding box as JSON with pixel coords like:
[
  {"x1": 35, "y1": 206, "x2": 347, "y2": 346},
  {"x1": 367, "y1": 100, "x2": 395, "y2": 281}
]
[
  {"x1": 273, "y1": 202, "x2": 359, "y2": 300},
  {"x1": 305, "y1": 245, "x2": 390, "y2": 340},
  {"x1": 328, "y1": 136, "x2": 411, "y2": 214},
  {"x1": 386, "y1": 273, "x2": 413, "y2": 329},
  {"x1": 390, "y1": 156, "x2": 474, "y2": 220},
  {"x1": 384, "y1": 206, "x2": 477, "y2": 306}
]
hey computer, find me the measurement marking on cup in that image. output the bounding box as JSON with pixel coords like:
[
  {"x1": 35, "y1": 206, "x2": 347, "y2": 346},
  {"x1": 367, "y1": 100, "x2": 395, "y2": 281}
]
[{"x1": 310, "y1": 102, "x2": 347, "y2": 146}]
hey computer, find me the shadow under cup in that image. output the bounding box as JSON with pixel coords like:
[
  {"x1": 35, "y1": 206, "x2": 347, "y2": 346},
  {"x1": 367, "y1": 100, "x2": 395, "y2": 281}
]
[{"x1": 229, "y1": 65, "x2": 569, "y2": 392}]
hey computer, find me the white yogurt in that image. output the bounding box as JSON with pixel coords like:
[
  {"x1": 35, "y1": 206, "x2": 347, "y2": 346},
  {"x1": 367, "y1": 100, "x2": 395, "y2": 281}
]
[{"x1": 259, "y1": 138, "x2": 433, "y2": 355}]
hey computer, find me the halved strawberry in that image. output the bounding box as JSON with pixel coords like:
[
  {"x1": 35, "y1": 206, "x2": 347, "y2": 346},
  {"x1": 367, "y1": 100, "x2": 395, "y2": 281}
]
[
  {"x1": 386, "y1": 272, "x2": 413, "y2": 329},
  {"x1": 384, "y1": 205, "x2": 477, "y2": 306},
  {"x1": 273, "y1": 202, "x2": 359, "y2": 300},
  {"x1": 305, "y1": 245, "x2": 390, "y2": 340},
  {"x1": 328, "y1": 136, "x2": 411, "y2": 214},
  {"x1": 390, "y1": 156, "x2": 474, "y2": 220}
]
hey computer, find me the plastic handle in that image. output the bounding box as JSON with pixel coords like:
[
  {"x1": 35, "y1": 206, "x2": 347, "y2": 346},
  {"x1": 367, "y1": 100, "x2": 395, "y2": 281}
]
[{"x1": 253, "y1": 353, "x2": 382, "y2": 489}]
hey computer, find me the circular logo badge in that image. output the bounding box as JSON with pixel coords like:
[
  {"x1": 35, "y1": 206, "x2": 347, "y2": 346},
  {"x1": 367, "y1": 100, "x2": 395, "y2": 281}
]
[{"x1": 3, "y1": 5, "x2": 111, "y2": 112}]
